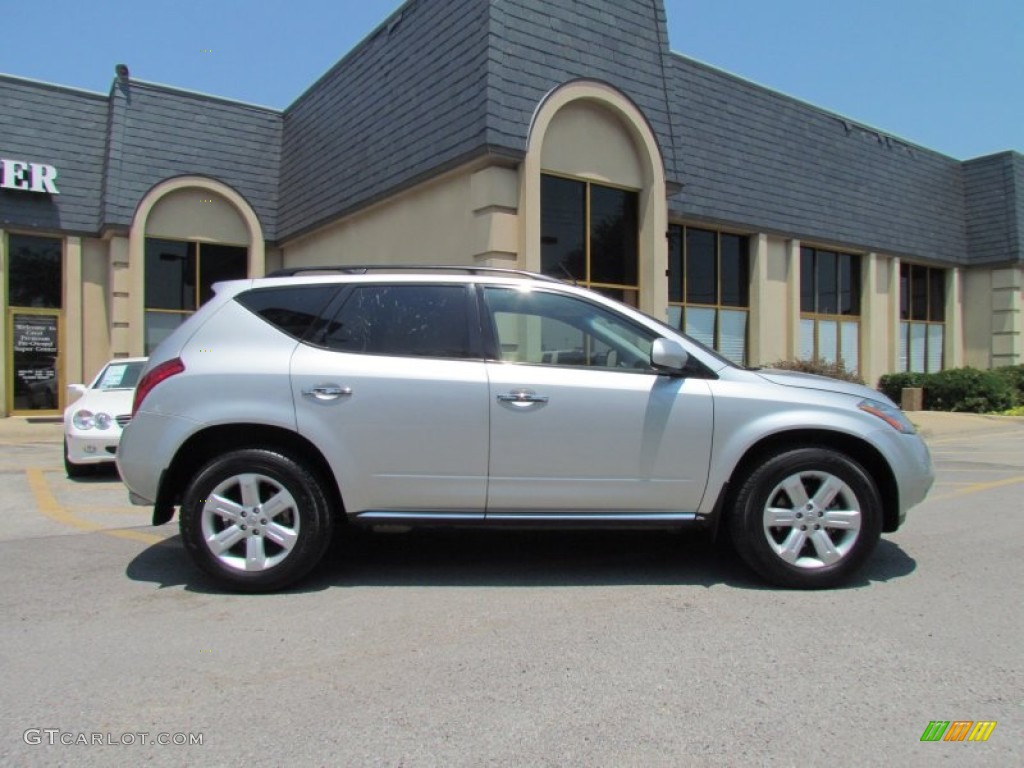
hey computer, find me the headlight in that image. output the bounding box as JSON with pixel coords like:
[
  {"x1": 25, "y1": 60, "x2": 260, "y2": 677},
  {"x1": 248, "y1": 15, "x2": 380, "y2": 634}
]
[
  {"x1": 94, "y1": 412, "x2": 112, "y2": 430},
  {"x1": 858, "y1": 399, "x2": 916, "y2": 434},
  {"x1": 72, "y1": 410, "x2": 95, "y2": 430}
]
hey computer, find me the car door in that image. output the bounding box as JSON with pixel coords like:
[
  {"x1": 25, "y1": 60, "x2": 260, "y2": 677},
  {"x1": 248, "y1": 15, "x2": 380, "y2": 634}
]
[
  {"x1": 291, "y1": 283, "x2": 489, "y2": 518},
  {"x1": 481, "y1": 285, "x2": 714, "y2": 517}
]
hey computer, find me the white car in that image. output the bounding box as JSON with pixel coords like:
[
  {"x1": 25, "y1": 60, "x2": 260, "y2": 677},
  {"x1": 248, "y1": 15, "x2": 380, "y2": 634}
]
[{"x1": 64, "y1": 358, "x2": 147, "y2": 478}]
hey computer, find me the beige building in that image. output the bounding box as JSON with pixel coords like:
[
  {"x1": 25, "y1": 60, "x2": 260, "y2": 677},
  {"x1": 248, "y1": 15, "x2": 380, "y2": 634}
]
[{"x1": 2, "y1": 0, "x2": 1021, "y2": 417}]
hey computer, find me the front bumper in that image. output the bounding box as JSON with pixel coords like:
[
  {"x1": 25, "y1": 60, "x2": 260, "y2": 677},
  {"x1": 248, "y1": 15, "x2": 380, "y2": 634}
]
[{"x1": 65, "y1": 430, "x2": 123, "y2": 465}]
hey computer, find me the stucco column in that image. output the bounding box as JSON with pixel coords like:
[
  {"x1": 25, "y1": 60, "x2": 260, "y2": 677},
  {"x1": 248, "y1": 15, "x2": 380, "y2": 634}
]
[
  {"x1": 785, "y1": 239, "x2": 801, "y2": 359},
  {"x1": 108, "y1": 235, "x2": 133, "y2": 357},
  {"x1": 991, "y1": 266, "x2": 1023, "y2": 366},
  {"x1": 859, "y1": 253, "x2": 889, "y2": 386},
  {"x1": 888, "y1": 257, "x2": 901, "y2": 372},
  {"x1": 63, "y1": 236, "x2": 83, "y2": 389},
  {"x1": 944, "y1": 267, "x2": 964, "y2": 369},
  {"x1": 0, "y1": 228, "x2": 7, "y2": 415},
  {"x1": 470, "y1": 166, "x2": 519, "y2": 266},
  {"x1": 748, "y1": 233, "x2": 767, "y2": 365}
]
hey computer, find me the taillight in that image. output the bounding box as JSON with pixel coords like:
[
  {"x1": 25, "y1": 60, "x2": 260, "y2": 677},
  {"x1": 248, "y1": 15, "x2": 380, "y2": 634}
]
[{"x1": 132, "y1": 358, "x2": 186, "y2": 415}]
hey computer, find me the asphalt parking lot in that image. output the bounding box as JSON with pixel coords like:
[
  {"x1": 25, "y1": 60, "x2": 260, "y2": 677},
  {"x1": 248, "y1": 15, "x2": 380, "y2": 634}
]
[{"x1": 0, "y1": 414, "x2": 1021, "y2": 767}]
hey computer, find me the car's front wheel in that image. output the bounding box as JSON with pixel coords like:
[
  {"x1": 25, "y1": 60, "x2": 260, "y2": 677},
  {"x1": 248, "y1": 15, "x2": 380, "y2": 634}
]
[
  {"x1": 729, "y1": 447, "x2": 883, "y2": 589},
  {"x1": 179, "y1": 449, "x2": 333, "y2": 592}
]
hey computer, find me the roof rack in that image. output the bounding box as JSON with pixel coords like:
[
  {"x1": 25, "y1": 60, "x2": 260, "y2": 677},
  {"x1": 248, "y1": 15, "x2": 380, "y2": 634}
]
[{"x1": 264, "y1": 265, "x2": 565, "y2": 283}]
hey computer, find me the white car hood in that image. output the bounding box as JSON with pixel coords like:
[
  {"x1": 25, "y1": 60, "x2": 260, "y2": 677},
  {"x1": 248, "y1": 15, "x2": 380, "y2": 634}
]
[
  {"x1": 754, "y1": 369, "x2": 885, "y2": 402},
  {"x1": 67, "y1": 388, "x2": 134, "y2": 417}
]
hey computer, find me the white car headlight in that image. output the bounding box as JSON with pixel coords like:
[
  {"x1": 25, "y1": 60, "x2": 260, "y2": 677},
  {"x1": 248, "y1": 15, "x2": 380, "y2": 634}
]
[
  {"x1": 72, "y1": 410, "x2": 95, "y2": 430},
  {"x1": 858, "y1": 399, "x2": 916, "y2": 434},
  {"x1": 94, "y1": 412, "x2": 112, "y2": 430}
]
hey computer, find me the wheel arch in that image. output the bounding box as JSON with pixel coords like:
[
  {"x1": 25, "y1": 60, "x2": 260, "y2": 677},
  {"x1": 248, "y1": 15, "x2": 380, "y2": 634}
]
[
  {"x1": 152, "y1": 423, "x2": 343, "y2": 526},
  {"x1": 713, "y1": 429, "x2": 900, "y2": 535}
]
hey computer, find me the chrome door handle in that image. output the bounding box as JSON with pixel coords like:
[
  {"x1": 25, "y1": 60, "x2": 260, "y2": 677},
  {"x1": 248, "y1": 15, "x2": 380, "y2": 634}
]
[
  {"x1": 497, "y1": 390, "x2": 549, "y2": 405},
  {"x1": 302, "y1": 385, "x2": 352, "y2": 401}
]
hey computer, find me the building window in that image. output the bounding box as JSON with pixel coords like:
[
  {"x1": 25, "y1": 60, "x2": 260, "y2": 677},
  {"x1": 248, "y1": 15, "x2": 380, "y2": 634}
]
[
  {"x1": 667, "y1": 225, "x2": 750, "y2": 365},
  {"x1": 7, "y1": 233, "x2": 63, "y2": 309},
  {"x1": 145, "y1": 238, "x2": 247, "y2": 353},
  {"x1": 541, "y1": 174, "x2": 639, "y2": 306},
  {"x1": 6, "y1": 234, "x2": 64, "y2": 412},
  {"x1": 799, "y1": 247, "x2": 861, "y2": 372},
  {"x1": 899, "y1": 263, "x2": 945, "y2": 372}
]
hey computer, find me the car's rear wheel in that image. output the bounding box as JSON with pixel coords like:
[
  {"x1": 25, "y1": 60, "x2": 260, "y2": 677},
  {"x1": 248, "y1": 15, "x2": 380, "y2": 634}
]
[
  {"x1": 64, "y1": 438, "x2": 95, "y2": 479},
  {"x1": 180, "y1": 448, "x2": 333, "y2": 592},
  {"x1": 729, "y1": 447, "x2": 882, "y2": 589}
]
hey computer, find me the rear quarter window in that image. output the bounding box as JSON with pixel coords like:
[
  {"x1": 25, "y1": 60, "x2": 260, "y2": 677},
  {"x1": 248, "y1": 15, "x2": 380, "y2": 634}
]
[{"x1": 236, "y1": 285, "x2": 339, "y2": 339}]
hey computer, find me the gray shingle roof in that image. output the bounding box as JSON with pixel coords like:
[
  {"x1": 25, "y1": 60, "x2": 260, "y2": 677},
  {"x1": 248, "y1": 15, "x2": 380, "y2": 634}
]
[
  {"x1": 3, "y1": 0, "x2": 1020, "y2": 267},
  {"x1": 279, "y1": 0, "x2": 493, "y2": 241},
  {"x1": 667, "y1": 55, "x2": 970, "y2": 264},
  {"x1": 483, "y1": 0, "x2": 682, "y2": 182},
  {"x1": 1, "y1": 76, "x2": 107, "y2": 234},
  {"x1": 103, "y1": 81, "x2": 282, "y2": 239},
  {"x1": 963, "y1": 152, "x2": 1024, "y2": 265}
]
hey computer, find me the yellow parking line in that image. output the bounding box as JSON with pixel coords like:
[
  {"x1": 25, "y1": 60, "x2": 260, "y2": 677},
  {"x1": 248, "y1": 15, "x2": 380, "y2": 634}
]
[
  {"x1": 66, "y1": 505, "x2": 149, "y2": 515},
  {"x1": 926, "y1": 474, "x2": 1024, "y2": 503},
  {"x1": 25, "y1": 468, "x2": 162, "y2": 545}
]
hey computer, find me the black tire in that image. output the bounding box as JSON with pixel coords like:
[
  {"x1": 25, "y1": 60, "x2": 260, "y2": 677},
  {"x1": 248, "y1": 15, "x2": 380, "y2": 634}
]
[
  {"x1": 179, "y1": 448, "x2": 334, "y2": 593},
  {"x1": 728, "y1": 447, "x2": 882, "y2": 589},
  {"x1": 64, "y1": 438, "x2": 96, "y2": 479}
]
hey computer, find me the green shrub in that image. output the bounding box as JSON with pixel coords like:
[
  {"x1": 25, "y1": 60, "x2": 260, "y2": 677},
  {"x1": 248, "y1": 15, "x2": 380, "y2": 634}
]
[
  {"x1": 923, "y1": 367, "x2": 1015, "y2": 413},
  {"x1": 878, "y1": 366, "x2": 1020, "y2": 413},
  {"x1": 765, "y1": 358, "x2": 864, "y2": 385},
  {"x1": 993, "y1": 364, "x2": 1024, "y2": 401},
  {"x1": 877, "y1": 372, "x2": 928, "y2": 403}
]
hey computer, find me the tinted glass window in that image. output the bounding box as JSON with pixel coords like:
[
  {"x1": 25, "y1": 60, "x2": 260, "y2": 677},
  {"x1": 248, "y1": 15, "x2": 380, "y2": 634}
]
[
  {"x1": 482, "y1": 287, "x2": 654, "y2": 370},
  {"x1": 323, "y1": 285, "x2": 472, "y2": 358},
  {"x1": 685, "y1": 228, "x2": 716, "y2": 305},
  {"x1": 237, "y1": 285, "x2": 339, "y2": 339},
  {"x1": 199, "y1": 244, "x2": 248, "y2": 304},
  {"x1": 816, "y1": 250, "x2": 838, "y2": 314},
  {"x1": 928, "y1": 268, "x2": 945, "y2": 322},
  {"x1": 8, "y1": 234, "x2": 62, "y2": 308},
  {"x1": 911, "y1": 264, "x2": 929, "y2": 320},
  {"x1": 541, "y1": 176, "x2": 585, "y2": 281},
  {"x1": 838, "y1": 253, "x2": 860, "y2": 315},
  {"x1": 719, "y1": 234, "x2": 749, "y2": 307},
  {"x1": 589, "y1": 185, "x2": 638, "y2": 287},
  {"x1": 146, "y1": 239, "x2": 197, "y2": 311},
  {"x1": 800, "y1": 247, "x2": 815, "y2": 312},
  {"x1": 668, "y1": 226, "x2": 683, "y2": 303}
]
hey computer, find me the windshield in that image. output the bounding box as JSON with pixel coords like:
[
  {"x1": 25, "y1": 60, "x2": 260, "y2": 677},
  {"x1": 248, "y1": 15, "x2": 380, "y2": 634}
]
[{"x1": 93, "y1": 361, "x2": 145, "y2": 390}]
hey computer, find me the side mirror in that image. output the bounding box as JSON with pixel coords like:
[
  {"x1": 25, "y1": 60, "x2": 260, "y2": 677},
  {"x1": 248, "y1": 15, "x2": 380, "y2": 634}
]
[
  {"x1": 66, "y1": 383, "x2": 87, "y2": 404},
  {"x1": 651, "y1": 338, "x2": 689, "y2": 374}
]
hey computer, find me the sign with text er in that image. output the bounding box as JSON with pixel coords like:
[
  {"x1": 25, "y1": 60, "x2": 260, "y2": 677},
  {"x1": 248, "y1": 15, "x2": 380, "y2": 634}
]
[{"x1": 0, "y1": 157, "x2": 59, "y2": 194}]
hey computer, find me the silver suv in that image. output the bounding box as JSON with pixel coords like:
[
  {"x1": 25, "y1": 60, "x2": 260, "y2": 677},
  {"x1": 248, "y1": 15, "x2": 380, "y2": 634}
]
[{"x1": 118, "y1": 267, "x2": 933, "y2": 592}]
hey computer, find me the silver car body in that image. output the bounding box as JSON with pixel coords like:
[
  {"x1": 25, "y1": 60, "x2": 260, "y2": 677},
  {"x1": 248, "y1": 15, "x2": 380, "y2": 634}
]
[{"x1": 119, "y1": 274, "x2": 933, "y2": 532}]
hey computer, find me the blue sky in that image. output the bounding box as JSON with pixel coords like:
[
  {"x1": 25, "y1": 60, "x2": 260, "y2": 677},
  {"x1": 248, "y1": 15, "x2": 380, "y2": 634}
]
[{"x1": 3, "y1": 0, "x2": 1021, "y2": 160}]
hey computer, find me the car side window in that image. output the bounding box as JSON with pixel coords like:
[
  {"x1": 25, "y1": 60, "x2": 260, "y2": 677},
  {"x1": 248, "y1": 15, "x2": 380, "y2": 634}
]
[
  {"x1": 322, "y1": 284, "x2": 474, "y2": 359},
  {"x1": 481, "y1": 287, "x2": 655, "y2": 370},
  {"x1": 236, "y1": 285, "x2": 340, "y2": 340}
]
